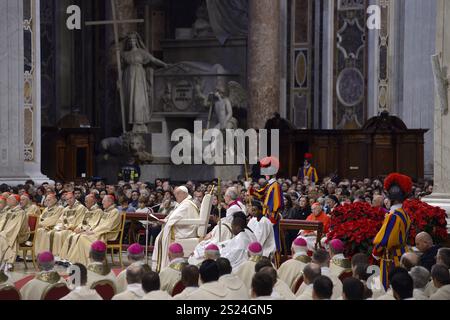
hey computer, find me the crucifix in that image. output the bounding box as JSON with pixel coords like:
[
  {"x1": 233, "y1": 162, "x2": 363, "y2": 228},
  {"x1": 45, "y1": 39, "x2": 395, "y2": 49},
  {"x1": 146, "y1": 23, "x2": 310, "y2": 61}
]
[{"x1": 86, "y1": 0, "x2": 144, "y2": 133}]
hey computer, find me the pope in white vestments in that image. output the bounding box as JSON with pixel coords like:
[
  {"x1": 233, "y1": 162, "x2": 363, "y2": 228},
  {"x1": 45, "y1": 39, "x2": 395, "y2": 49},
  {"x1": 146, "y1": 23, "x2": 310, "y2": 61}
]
[{"x1": 152, "y1": 186, "x2": 199, "y2": 272}]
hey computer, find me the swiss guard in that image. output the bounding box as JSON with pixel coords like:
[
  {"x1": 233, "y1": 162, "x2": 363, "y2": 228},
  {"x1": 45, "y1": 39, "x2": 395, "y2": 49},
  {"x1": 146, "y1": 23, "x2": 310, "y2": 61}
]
[
  {"x1": 372, "y1": 173, "x2": 412, "y2": 291},
  {"x1": 250, "y1": 156, "x2": 284, "y2": 266},
  {"x1": 298, "y1": 153, "x2": 319, "y2": 184}
]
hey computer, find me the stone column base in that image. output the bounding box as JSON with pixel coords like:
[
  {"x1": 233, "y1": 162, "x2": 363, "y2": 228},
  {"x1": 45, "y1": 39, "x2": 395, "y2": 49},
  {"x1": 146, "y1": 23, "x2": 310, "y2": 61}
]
[{"x1": 423, "y1": 193, "x2": 450, "y2": 233}]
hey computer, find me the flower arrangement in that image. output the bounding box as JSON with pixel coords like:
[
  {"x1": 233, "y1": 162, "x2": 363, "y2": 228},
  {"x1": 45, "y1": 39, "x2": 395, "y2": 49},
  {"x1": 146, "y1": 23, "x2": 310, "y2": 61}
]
[
  {"x1": 403, "y1": 199, "x2": 448, "y2": 245},
  {"x1": 327, "y1": 200, "x2": 448, "y2": 258},
  {"x1": 327, "y1": 202, "x2": 386, "y2": 257}
]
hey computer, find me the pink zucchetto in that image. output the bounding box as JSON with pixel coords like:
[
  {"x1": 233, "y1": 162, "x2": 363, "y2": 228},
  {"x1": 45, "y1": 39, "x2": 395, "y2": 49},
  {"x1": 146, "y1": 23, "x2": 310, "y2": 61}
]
[
  {"x1": 293, "y1": 237, "x2": 307, "y2": 247},
  {"x1": 205, "y1": 244, "x2": 220, "y2": 252},
  {"x1": 329, "y1": 239, "x2": 345, "y2": 253},
  {"x1": 169, "y1": 243, "x2": 184, "y2": 254},
  {"x1": 37, "y1": 251, "x2": 54, "y2": 264},
  {"x1": 127, "y1": 243, "x2": 144, "y2": 255},
  {"x1": 248, "y1": 242, "x2": 263, "y2": 255},
  {"x1": 91, "y1": 240, "x2": 107, "y2": 253}
]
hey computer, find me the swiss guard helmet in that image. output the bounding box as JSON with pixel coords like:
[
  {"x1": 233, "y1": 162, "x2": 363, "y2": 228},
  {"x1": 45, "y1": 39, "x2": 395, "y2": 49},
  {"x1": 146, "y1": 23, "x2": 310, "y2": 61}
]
[
  {"x1": 259, "y1": 156, "x2": 280, "y2": 176},
  {"x1": 384, "y1": 173, "x2": 413, "y2": 203}
]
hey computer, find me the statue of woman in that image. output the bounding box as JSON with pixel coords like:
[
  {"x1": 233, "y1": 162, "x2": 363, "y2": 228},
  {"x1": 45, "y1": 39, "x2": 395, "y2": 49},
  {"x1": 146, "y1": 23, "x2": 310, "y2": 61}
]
[{"x1": 122, "y1": 32, "x2": 168, "y2": 133}]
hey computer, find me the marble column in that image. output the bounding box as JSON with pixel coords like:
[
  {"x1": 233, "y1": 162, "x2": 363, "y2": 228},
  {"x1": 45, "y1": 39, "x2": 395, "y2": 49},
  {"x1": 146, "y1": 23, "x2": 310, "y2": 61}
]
[
  {"x1": 0, "y1": 0, "x2": 49, "y2": 186},
  {"x1": 247, "y1": 0, "x2": 281, "y2": 129},
  {"x1": 423, "y1": 0, "x2": 450, "y2": 233}
]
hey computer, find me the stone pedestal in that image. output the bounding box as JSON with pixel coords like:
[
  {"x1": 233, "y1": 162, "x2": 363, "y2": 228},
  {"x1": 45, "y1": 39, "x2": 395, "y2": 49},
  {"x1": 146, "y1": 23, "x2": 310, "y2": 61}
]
[
  {"x1": 423, "y1": 0, "x2": 450, "y2": 233},
  {"x1": 247, "y1": 0, "x2": 281, "y2": 129}
]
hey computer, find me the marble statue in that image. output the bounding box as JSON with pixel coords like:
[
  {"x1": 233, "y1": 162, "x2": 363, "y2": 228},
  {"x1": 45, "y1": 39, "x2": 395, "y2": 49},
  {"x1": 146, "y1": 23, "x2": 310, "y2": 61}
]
[
  {"x1": 122, "y1": 32, "x2": 168, "y2": 133},
  {"x1": 100, "y1": 132, "x2": 153, "y2": 164},
  {"x1": 193, "y1": 1, "x2": 215, "y2": 38},
  {"x1": 431, "y1": 54, "x2": 449, "y2": 115}
]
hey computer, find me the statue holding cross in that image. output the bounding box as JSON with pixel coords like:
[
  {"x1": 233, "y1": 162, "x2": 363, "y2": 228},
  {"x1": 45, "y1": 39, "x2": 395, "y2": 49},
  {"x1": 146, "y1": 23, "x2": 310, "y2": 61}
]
[{"x1": 86, "y1": 0, "x2": 168, "y2": 134}]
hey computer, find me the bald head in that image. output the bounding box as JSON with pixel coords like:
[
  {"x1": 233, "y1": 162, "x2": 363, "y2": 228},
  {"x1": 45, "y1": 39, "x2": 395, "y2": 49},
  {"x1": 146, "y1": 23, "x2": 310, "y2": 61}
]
[
  {"x1": 126, "y1": 263, "x2": 144, "y2": 285},
  {"x1": 85, "y1": 194, "x2": 97, "y2": 209},
  {"x1": 400, "y1": 252, "x2": 420, "y2": 271},
  {"x1": 303, "y1": 263, "x2": 322, "y2": 285},
  {"x1": 6, "y1": 195, "x2": 18, "y2": 207},
  {"x1": 45, "y1": 194, "x2": 57, "y2": 207},
  {"x1": 102, "y1": 195, "x2": 114, "y2": 209},
  {"x1": 415, "y1": 232, "x2": 433, "y2": 253}
]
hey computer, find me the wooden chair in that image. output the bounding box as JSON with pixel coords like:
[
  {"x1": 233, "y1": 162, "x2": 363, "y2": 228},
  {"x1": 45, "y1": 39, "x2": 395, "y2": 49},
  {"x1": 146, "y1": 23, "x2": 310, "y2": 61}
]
[
  {"x1": 171, "y1": 280, "x2": 186, "y2": 297},
  {"x1": 19, "y1": 214, "x2": 39, "y2": 270},
  {"x1": 41, "y1": 283, "x2": 71, "y2": 300},
  {"x1": 106, "y1": 213, "x2": 127, "y2": 268},
  {"x1": 338, "y1": 270, "x2": 353, "y2": 282},
  {"x1": 91, "y1": 279, "x2": 116, "y2": 300},
  {"x1": 0, "y1": 285, "x2": 21, "y2": 300},
  {"x1": 292, "y1": 274, "x2": 304, "y2": 295}
]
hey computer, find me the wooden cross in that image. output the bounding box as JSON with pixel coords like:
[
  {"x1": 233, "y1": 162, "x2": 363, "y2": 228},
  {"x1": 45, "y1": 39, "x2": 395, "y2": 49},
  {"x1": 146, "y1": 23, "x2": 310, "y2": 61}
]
[{"x1": 85, "y1": 0, "x2": 144, "y2": 133}]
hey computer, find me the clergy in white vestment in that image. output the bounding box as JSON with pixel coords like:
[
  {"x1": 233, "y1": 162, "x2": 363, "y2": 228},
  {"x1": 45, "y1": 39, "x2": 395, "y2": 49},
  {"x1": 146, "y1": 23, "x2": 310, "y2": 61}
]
[
  {"x1": 296, "y1": 249, "x2": 342, "y2": 299},
  {"x1": 250, "y1": 272, "x2": 277, "y2": 300},
  {"x1": 234, "y1": 242, "x2": 264, "y2": 290},
  {"x1": 116, "y1": 243, "x2": 151, "y2": 293},
  {"x1": 255, "y1": 259, "x2": 294, "y2": 300},
  {"x1": 159, "y1": 243, "x2": 187, "y2": 295},
  {"x1": 20, "y1": 252, "x2": 66, "y2": 300},
  {"x1": 20, "y1": 194, "x2": 41, "y2": 217},
  {"x1": 296, "y1": 263, "x2": 321, "y2": 300},
  {"x1": 219, "y1": 212, "x2": 257, "y2": 271},
  {"x1": 188, "y1": 259, "x2": 234, "y2": 300},
  {"x1": 0, "y1": 195, "x2": 29, "y2": 270},
  {"x1": 409, "y1": 266, "x2": 430, "y2": 300},
  {"x1": 152, "y1": 186, "x2": 199, "y2": 272},
  {"x1": 217, "y1": 257, "x2": 250, "y2": 299},
  {"x1": 59, "y1": 194, "x2": 103, "y2": 264},
  {"x1": 60, "y1": 263, "x2": 103, "y2": 300},
  {"x1": 429, "y1": 264, "x2": 450, "y2": 300},
  {"x1": 189, "y1": 187, "x2": 244, "y2": 265},
  {"x1": 247, "y1": 200, "x2": 276, "y2": 258},
  {"x1": 142, "y1": 271, "x2": 173, "y2": 300},
  {"x1": 49, "y1": 193, "x2": 87, "y2": 258},
  {"x1": 278, "y1": 237, "x2": 311, "y2": 290},
  {"x1": 85, "y1": 241, "x2": 118, "y2": 290},
  {"x1": 173, "y1": 264, "x2": 200, "y2": 300},
  {"x1": 34, "y1": 194, "x2": 63, "y2": 255},
  {"x1": 328, "y1": 239, "x2": 351, "y2": 278},
  {"x1": 112, "y1": 264, "x2": 146, "y2": 300}
]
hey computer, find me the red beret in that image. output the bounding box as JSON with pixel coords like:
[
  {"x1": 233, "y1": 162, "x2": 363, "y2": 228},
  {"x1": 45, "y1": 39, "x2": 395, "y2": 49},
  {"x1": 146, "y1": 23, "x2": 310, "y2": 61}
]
[{"x1": 304, "y1": 153, "x2": 313, "y2": 160}]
